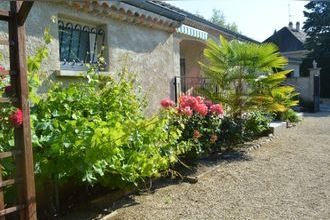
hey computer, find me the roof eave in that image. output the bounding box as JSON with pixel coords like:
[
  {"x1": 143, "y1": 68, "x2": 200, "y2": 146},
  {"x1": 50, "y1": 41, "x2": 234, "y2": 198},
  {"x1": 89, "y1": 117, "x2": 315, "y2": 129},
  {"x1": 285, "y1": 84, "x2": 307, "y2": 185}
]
[
  {"x1": 184, "y1": 13, "x2": 259, "y2": 43},
  {"x1": 121, "y1": 0, "x2": 186, "y2": 22}
]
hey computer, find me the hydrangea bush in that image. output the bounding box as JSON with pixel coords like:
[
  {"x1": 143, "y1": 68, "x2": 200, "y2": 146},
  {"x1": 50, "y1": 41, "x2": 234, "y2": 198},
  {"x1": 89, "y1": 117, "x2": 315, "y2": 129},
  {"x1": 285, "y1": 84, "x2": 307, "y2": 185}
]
[{"x1": 161, "y1": 95, "x2": 224, "y2": 156}]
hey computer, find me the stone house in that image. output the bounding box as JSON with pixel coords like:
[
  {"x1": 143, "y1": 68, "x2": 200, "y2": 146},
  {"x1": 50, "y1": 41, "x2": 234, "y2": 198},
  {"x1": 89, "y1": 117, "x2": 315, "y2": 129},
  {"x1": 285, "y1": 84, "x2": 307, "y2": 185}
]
[
  {"x1": 264, "y1": 22, "x2": 322, "y2": 105},
  {"x1": 0, "y1": 0, "x2": 256, "y2": 114},
  {"x1": 264, "y1": 22, "x2": 307, "y2": 78}
]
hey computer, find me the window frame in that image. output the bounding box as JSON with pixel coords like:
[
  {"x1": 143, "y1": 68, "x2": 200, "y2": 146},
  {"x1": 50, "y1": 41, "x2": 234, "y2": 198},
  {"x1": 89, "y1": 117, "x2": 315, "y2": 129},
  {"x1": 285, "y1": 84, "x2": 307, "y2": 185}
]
[{"x1": 58, "y1": 19, "x2": 106, "y2": 71}]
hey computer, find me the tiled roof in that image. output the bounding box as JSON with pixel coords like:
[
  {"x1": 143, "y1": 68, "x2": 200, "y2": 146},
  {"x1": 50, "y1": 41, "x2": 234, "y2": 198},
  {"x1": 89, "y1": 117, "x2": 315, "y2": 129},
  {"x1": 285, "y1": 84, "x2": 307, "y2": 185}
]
[
  {"x1": 264, "y1": 27, "x2": 306, "y2": 52},
  {"x1": 65, "y1": 0, "x2": 181, "y2": 32},
  {"x1": 64, "y1": 0, "x2": 258, "y2": 42}
]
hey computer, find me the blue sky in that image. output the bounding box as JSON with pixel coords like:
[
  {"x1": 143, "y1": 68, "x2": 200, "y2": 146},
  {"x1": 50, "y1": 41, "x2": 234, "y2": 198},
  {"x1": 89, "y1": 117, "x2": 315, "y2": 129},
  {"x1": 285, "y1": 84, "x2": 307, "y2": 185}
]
[{"x1": 168, "y1": 0, "x2": 308, "y2": 42}]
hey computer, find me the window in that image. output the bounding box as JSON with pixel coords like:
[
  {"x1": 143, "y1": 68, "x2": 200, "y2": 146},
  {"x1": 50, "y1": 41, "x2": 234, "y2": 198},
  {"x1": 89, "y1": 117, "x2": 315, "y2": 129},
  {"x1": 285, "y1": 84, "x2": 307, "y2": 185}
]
[{"x1": 58, "y1": 20, "x2": 105, "y2": 70}]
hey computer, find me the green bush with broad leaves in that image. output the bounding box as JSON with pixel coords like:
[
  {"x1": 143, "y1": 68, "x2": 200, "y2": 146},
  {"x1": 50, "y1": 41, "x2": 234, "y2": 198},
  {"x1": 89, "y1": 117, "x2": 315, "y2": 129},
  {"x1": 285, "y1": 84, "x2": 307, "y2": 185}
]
[{"x1": 32, "y1": 70, "x2": 190, "y2": 187}]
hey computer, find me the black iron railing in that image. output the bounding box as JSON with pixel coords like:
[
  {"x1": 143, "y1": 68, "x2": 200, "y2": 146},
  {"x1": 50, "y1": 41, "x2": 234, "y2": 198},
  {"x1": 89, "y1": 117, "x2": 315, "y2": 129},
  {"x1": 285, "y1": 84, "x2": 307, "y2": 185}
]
[
  {"x1": 58, "y1": 20, "x2": 105, "y2": 70},
  {"x1": 174, "y1": 76, "x2": 219, "y2": 102}
]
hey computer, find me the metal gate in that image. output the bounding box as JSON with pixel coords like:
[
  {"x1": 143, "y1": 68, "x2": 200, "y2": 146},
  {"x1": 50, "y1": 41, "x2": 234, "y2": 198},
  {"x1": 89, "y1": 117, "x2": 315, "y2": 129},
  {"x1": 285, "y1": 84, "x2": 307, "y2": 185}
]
[
  {"x1": 314, "y1": 75, "x2": 320, "y2": 112},
  {"x1": 0, "y1": 2, "x2": 36, "y2": 219},
  {"x1": 174, "y1": 76, "x2": 219, "y2": 103}
]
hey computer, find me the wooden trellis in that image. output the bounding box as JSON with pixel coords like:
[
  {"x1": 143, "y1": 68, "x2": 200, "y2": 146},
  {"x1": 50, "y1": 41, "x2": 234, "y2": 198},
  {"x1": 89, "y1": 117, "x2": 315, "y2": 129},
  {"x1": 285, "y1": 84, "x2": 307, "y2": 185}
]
[{"x1": 0, "y1": 1, "x2": 36, "y2": 220}]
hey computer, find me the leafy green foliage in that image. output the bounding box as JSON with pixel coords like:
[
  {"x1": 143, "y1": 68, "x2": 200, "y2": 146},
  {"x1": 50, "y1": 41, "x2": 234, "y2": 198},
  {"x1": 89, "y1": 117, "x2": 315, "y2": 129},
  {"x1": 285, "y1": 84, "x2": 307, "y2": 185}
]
[
  {"x1": 303, "y1": 1, "x2": 330, "y2": 59},
  {"x1": 200, "y1": 35, "x2": 299, "y2": 119},
  {"x1": 243, "y1": 111, "x2": 272, "y2": 139},
  {"x1": 178, "y1": 112, "x2": 222, "y2": 156},
  {"x1": 210, "y1": 9, "x2": 239, "y2": 33},
  {"x1": 278, "y1": 109, "x2": 300, "y2": 123},
  {"x1": 0, "y1": 28, "x2": 51, "y2": 154},
  {"x1": 31, "y1": 69, "x2": 189, "y2": 187},
  {"x1": 219, "y1": 112, "x2": 272, "y2": 147}
]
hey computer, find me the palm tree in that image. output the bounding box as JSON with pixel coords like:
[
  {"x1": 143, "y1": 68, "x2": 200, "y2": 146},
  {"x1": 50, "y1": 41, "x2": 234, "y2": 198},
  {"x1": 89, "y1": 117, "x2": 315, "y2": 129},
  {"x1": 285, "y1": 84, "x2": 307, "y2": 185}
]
[{"x1": 199, "y1": 35, "x2": 298, "y2": 119}]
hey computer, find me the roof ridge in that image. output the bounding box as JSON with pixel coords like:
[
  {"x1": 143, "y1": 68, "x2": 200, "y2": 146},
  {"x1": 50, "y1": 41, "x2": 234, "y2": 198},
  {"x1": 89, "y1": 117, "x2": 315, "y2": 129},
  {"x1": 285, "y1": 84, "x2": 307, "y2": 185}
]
[{"x1": 147, "y1": 0, "x2": 259, "y2": 43}]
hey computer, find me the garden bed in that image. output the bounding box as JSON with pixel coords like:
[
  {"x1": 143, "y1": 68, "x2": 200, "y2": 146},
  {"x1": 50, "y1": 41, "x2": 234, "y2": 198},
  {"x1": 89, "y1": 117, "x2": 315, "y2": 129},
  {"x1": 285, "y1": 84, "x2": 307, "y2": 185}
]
[{"x1": 59, "y1": 134, "x2": 274, "y2": 220}]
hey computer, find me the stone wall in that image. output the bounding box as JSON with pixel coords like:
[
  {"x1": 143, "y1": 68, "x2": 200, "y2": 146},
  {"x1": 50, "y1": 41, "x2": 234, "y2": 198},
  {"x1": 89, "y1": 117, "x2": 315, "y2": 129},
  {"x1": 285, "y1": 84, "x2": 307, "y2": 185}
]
[
  {"x1": 0, "y1": 2, "x2": 180, "y2": 115},
  {"x1": 285, "y1": 67, "x2": 321, "y2": 103},
  {"x1": 286, "y1": 77, "x2": 312, "y2": 102},
  {"x1": 287, "y1": 63, "x2": 300, "y2": 78}
]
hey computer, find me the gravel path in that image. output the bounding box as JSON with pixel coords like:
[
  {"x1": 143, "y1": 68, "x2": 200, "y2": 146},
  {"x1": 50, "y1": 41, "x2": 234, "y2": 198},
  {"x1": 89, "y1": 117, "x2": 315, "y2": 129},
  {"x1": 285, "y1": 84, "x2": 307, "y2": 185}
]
[{"x1": 111, "y1": 112, "x2": 330, "y2": 220}]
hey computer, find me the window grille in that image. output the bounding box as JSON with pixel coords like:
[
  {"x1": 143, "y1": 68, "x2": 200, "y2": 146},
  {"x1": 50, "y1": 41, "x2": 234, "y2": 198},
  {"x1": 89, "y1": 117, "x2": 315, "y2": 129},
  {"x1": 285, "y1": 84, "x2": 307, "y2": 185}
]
[{"x1": 58, "y1": 20, "x2": 105, "y2": 70}]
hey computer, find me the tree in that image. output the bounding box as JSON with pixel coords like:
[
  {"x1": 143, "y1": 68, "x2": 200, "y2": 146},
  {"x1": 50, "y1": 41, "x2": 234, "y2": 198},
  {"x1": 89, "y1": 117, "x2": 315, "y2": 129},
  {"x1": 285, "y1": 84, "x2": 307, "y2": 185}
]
[
  {"x1": 303, "y1": 1, "x2": 330, "y2": 98},
  {"x1": 199, "y1": 35, "x2": 298, "y2": 119},
  {"x1": 210, "y1": 9, "x2": 239, "y2": 33},
  {"x1": 303, "y1": 1, "x2": 330, "y2": 58}
]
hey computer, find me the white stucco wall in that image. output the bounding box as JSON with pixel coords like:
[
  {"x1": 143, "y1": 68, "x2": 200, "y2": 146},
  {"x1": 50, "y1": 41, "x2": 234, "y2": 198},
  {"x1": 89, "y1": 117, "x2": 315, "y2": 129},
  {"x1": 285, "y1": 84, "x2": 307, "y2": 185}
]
[{"x1": 0, "y1": 2, "x2": 180, "y2": 115}]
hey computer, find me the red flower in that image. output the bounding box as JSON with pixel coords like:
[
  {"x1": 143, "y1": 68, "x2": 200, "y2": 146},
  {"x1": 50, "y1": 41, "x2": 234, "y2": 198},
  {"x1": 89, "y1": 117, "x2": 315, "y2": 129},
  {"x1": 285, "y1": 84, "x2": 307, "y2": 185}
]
[
  {"x1": 195, "y1": 103, "x2": 208, "y2": 116},
  {"x1": 179, "y1": 95, "x2": 197, "y2": 109},
  {"x1": 160, "y1": 98, "x2": 175, "y2": 108},
  {"x1": 193, "y1": 130, "x2": 201, "y2": 139},
  {"x1": 9, "y1": 108, "x2": 23, "y2": 127},
  {"x1": 181, "y1": 106, "x2": 193, "y2": 117},
  {"x1": 210, "y1": 104, "x2": 224, "y2": 115},
  {"x1": 204, "y1": 99, "x2": 213, "y2": 107},
  {"x1": 4, "y1": 85, "x2": 13, "y2": 94},
  {"x1": 0, "y1": 65, "x2": 4, "y2": 80},
  {"x1": 210, "y1": 134, "x2": 218, "y2": 143},
  {"x1": 195, "y1": 96, "x2": 204, "y2": 104}
]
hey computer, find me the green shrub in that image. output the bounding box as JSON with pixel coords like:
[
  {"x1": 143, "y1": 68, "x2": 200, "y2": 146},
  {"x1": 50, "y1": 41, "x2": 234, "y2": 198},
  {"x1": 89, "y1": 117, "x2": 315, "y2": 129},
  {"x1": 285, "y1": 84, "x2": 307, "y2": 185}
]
[
  {"x1": 218, "y1": 112, "x2": 272, "y2": 147},
  {"x1": 218, "y1": 117, "x2": 245, "y2": 146},
  {"x1": 279, "y1": 109, "x2": 300, "y2": 123},
  {"x1": 243, "y1": 111, "x2": 272, "y2": 139},
  {"x1": 29, "y1": 69, "x2": 192, "y2": 188}
]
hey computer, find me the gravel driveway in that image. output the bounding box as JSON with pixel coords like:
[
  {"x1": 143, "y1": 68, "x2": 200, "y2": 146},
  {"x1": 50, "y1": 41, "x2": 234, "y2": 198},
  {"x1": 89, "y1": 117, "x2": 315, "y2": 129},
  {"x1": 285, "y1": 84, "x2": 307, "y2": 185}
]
[{"x1": 111, "y1": 112, "x2": 330, "y2": 220}]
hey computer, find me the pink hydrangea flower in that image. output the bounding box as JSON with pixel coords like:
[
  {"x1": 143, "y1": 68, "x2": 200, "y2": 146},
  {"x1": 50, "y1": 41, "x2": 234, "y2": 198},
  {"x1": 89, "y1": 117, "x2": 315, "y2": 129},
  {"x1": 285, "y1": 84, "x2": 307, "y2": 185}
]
[
  {"x1": 160, "y1": 98, "x2": 175, "y2": 108},
  {"x1": 181, "y1": 106, "x2": 193, "y2": 117},
  {"x1": 195, "y1": 96, "x2": 204, "y2": 104},
  {"x1": 179, "y1": 95, "x2": 197, "y2": 109},
  {"x1": 9, "y1": 108, "x2": 23, "y2": 127},
  {"x1": 210, "y1": 104, "x2": 224, "y2": 115},
  {"x1": 204, "y1": 99, "x2": 213, "y2": 107},
  {"x1": 195, "y1": 103, "x2": 208, "y2": 116}
]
